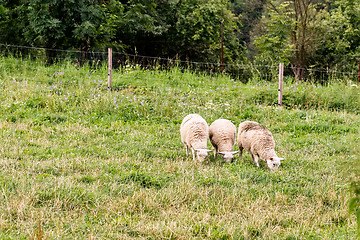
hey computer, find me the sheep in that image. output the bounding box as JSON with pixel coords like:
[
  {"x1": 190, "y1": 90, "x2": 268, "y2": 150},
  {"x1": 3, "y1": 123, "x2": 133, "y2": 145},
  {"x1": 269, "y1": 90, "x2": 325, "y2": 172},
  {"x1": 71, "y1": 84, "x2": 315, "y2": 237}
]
[
  {"x1": 209, "y1": 119, "x2": 239, "y2": 163},
  {"x1": 180, "y1": 114, "x2": 212, "y2": 162},
  {"x1": 237, "y1": 121, "x2": 284, "y2": 170}
]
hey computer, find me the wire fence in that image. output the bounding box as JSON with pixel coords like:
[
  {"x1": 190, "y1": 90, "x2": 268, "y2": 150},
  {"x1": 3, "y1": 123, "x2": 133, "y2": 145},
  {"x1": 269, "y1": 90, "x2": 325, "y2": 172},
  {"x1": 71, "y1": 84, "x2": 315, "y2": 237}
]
[{"x1": 0, "y1": 43, "x2": 358, "y2": 83}]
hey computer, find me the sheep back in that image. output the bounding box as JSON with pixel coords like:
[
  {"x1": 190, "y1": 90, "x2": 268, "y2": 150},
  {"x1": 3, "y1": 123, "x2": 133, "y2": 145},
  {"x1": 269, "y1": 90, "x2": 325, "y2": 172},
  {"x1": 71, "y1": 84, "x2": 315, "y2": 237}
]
[
  {"x1": 237, "y1": 121, "x2": 275, "y2": 159},
  {"x1": 180, "y1": 114, "x2": 209, "y2": 150},
  {"x1": 209, "y1": 119, "x2": 236, "y2": 152}
]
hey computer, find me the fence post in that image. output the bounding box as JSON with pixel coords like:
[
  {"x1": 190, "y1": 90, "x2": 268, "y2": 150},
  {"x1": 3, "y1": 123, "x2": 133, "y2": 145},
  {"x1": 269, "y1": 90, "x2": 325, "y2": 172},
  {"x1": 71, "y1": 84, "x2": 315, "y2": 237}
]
[
  {"x1": 278, "y1": 63, "x2": 284, "y2": 106},
  {"x1": 221, "y1": 21, "x2": 224, "y2": 73},
  {"x1": 108, "y1": 48, "x2": 112, "y2": 90}
]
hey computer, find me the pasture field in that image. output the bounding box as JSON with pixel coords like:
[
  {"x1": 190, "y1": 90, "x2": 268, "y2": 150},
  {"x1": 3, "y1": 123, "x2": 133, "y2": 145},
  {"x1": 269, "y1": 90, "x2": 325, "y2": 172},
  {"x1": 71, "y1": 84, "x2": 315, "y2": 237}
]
[{"x1": 0, "y1": 56, "x2": 359, "y2": 239}]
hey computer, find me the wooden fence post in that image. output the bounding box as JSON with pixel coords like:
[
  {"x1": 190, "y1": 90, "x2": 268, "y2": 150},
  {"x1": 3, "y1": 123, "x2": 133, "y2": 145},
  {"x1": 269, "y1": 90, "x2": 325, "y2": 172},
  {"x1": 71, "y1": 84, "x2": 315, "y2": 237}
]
[
  {"x1": 108, "y1": 48, "x2": 112, "y2": 90},
  {"x1": 278, "y1": 63, "x2": 284, "y2": 106}
]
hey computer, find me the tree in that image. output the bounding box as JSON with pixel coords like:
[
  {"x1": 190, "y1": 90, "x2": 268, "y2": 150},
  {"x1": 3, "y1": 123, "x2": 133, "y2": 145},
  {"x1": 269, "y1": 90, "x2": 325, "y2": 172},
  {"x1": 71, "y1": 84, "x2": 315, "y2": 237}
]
[
  {"x1": 253, "y1": 0, "x2": 327, "y2": 82},
  {"x1": 312, "y1": 0, "x2": 360, "y2": 73},
  {"x1": 230, "y1": 0, "x2": 266, "y2": 46},
  {"x1": 0, "y1": 0, "x2": 246, "y2": 67},
  {"x1": 23, "y1": 0, "x2": 107, "y2": 51},
  {"x1": 0, "y1": 0, "x2": 112, "y2": 62},
  {"x1": 0, "y1": 0, "x2": 27, "y2": 46},
  {"x1": 253, "y1": 2, "x2": 294, "y2": 66},
  {"x1": 110, "y1": 0, "x2": 244, "y2": 65},
  {"x1": 168, "y1": 0, "x2": 243, "y2": 64}
]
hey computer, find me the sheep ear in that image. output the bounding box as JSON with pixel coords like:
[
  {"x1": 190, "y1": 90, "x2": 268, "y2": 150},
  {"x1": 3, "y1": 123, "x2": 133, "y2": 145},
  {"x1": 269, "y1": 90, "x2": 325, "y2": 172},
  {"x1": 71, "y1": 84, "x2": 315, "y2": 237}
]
[
  {"x1": 279, "y1": 158, "x2": 285, "y2": 161},
  {"x1": 206, "y1": 149, "x2": 213, "y2": 152}
]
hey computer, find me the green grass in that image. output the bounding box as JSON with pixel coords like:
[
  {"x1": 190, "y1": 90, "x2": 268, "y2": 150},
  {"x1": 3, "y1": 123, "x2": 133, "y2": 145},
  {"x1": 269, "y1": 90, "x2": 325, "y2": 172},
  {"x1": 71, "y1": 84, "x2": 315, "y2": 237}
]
[{"x1": 0, "y1": 56, "x2": 359, "y2": 239}]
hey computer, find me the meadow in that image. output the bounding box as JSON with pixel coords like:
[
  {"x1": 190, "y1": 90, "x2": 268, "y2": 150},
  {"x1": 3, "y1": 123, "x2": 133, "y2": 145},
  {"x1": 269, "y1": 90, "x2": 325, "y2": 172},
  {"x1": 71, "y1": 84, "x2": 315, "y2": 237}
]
[{"x1": 0, "y1": 56, "x2": 359, "y2": 239}]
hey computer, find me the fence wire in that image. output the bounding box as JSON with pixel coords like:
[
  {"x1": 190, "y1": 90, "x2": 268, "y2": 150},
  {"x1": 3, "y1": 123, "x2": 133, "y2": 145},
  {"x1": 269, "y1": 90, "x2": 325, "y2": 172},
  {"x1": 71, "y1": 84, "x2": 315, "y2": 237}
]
[{"x1": 0, "y1": 43, "x2": 358, "y2": 83}]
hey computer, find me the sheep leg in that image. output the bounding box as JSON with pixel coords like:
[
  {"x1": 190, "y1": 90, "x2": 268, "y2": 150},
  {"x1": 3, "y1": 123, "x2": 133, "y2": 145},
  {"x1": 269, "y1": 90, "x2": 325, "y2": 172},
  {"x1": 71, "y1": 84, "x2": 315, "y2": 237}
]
[
  {"x1": 185, "y1": 145, "x2": 189, "y2": 156},
  {"x1": 214, "y1": 146, "x2": 218, "y2": 157},
  {"x1": 238, "y1": 146, "x2": 243, "y2": 159},
  {"x1": 251, "y1": 154, "x2": 260, "y2": 167},
  {"x1": 191, "y1": 148, "x2": 196, "y2": 161}
]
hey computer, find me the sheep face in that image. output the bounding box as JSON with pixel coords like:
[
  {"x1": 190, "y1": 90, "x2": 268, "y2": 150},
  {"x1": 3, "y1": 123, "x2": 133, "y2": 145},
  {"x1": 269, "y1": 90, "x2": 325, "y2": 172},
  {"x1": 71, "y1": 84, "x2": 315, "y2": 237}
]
[
  {"x1": 219, "y1": 151, "x2": 239, "y2": 163},
  {"x1": 266, "y1": 157, "x2": 284, "y2": 171},
  {"x1": 195, "y1": 149, "x2": 212, "y2": 162}
]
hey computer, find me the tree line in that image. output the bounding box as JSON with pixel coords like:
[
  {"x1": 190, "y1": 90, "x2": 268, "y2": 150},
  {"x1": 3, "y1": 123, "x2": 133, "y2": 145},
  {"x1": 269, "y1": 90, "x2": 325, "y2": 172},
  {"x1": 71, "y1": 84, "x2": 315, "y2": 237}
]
[{"x1": 0, "y1": 0, "x2": 359, "y2": 81}]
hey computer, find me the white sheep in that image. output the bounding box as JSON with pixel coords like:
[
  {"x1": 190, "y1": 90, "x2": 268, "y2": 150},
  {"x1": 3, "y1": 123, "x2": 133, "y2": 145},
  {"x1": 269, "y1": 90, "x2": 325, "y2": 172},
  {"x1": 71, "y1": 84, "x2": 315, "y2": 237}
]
[
  {"x1": 209, "y1": 119, "x2": 239, "y2": 163},
  {"x1": 180, "y1": 114, "x2": 212, "y2": 162},
  {"x1": 237, "y1": 121, "x2": 284, "y2": 170}
]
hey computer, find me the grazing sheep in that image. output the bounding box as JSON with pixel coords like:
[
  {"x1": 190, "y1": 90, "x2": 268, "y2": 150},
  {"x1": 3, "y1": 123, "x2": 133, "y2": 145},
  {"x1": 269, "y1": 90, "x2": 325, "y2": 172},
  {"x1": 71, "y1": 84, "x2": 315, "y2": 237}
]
[
  {"x1": 209, "y1": 119, "x2": 239, "y2": 163},
  {"x1": 180, "y1": 114, "x2": 212, "y2": 162},
  {"x1": 237, "y1": 121, "x2": 284, "y2": 170}
]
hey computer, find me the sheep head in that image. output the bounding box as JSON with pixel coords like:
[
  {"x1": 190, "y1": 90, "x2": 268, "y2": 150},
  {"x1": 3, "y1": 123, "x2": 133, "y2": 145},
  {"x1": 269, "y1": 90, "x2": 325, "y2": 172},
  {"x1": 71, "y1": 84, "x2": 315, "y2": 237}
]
[
  {"x1": 194, "y1": 149, "x2": 212, "y2": 162},
  {"x1": 218, "y1": 151, "x2": 240, "y2": 163},
  {"x1": 266, "y1": 156, "x2": 284, "y2": 171}
]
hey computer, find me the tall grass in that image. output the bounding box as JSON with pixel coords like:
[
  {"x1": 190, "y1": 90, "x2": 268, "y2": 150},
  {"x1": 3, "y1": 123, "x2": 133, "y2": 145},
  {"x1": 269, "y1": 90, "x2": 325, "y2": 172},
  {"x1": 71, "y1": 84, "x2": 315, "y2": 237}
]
[
  {"x1": 0, "y1": 55, "x2": 359, "y2": 239},
  {"x1": 348, "y1": 134, "x2": 360, "y2": 238}
]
